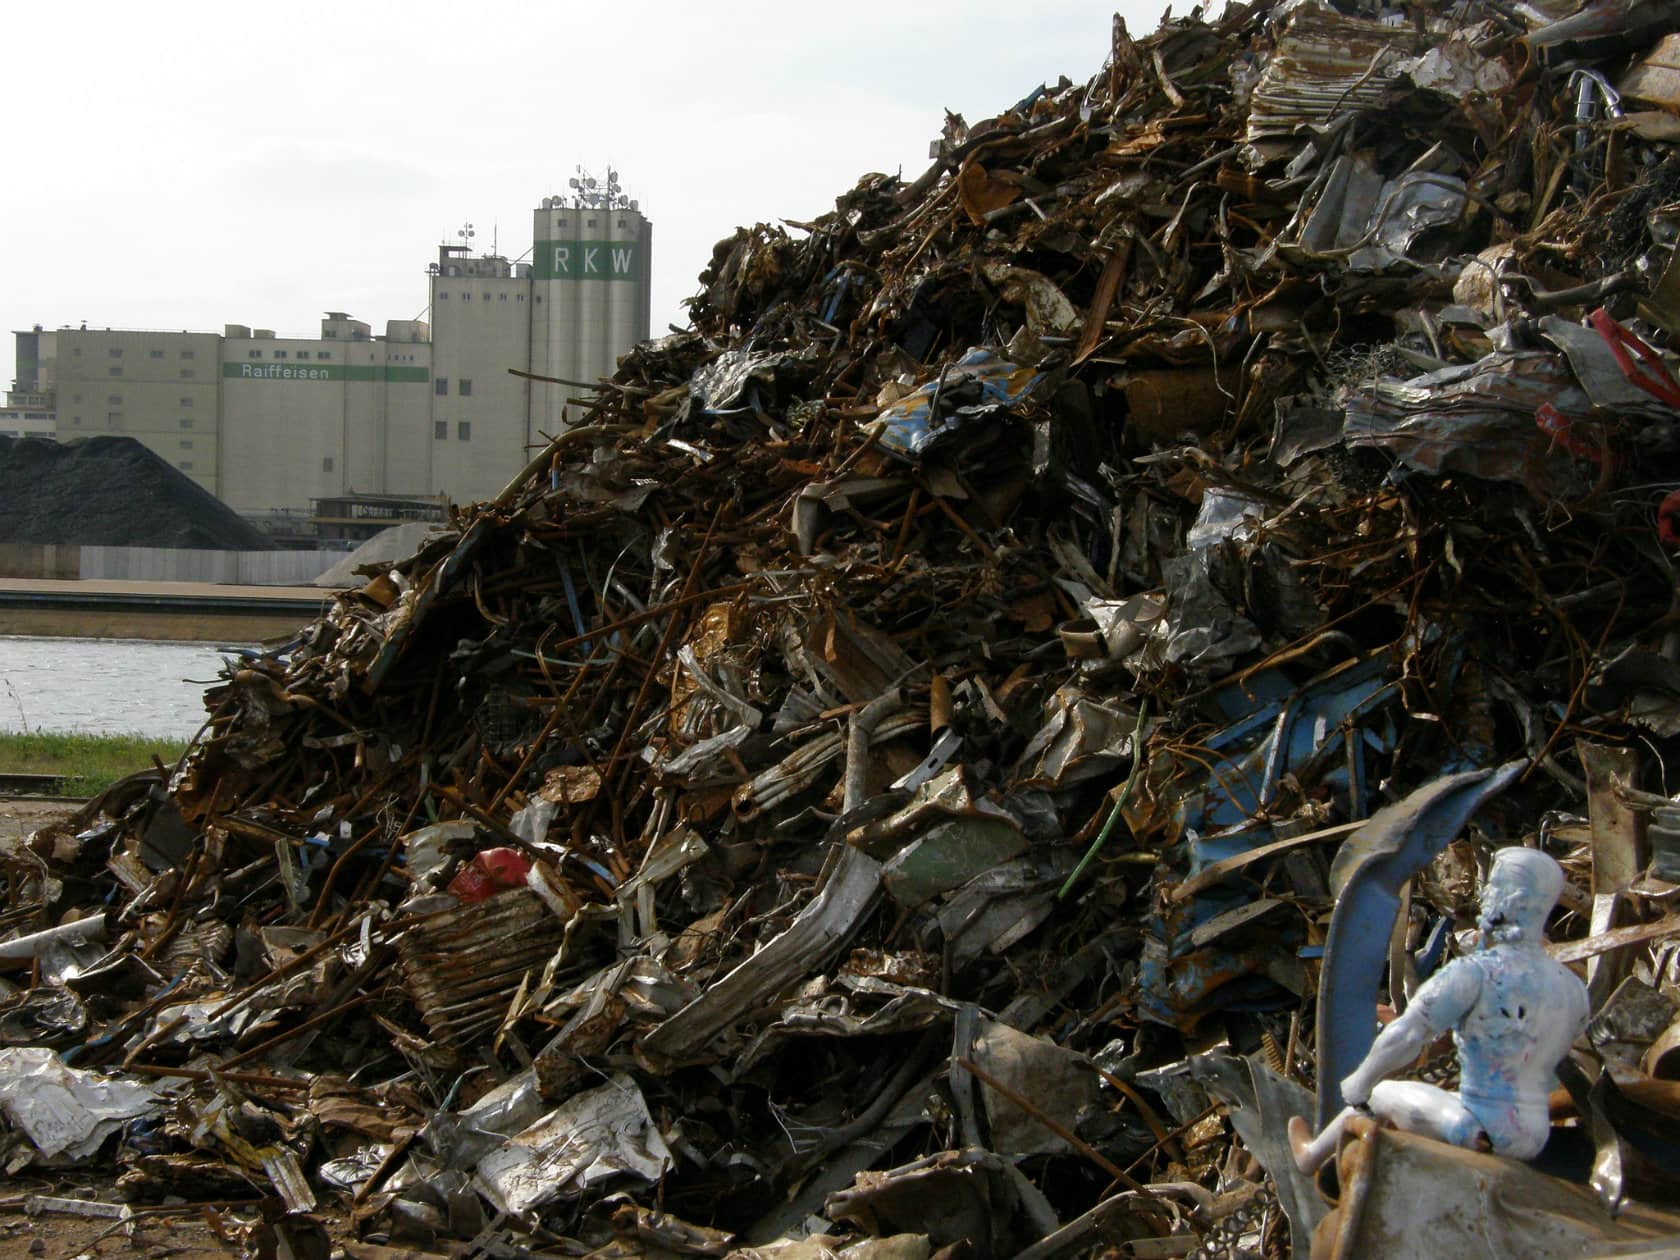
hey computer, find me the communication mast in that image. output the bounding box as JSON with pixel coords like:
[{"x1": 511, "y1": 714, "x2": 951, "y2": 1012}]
[{"x1": 560, "y1": 166, "x2": 637, "y2": 212}]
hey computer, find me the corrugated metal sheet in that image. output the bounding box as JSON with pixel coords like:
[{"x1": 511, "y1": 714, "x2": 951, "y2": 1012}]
[
  {"x1": 1247, "y1": 7, "x2": 1423, "y2": 143},
  {"x1": 395, "y1": 888, "x2": 565, "y2": 1047}
]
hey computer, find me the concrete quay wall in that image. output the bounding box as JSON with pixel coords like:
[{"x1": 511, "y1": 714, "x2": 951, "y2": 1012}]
[{"x1": 0, "y1": 579, "x2": 328, "y2": 642}]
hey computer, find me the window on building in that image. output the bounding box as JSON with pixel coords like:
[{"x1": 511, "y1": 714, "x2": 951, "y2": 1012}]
[
  {"x1": 587, "y1": 218, "x2": 597, "y2": 228},
  {"x1": 108, "y1": 367, "x2": 122, "y2": 376},
  {"x1": 535, "y1": 295, "x2": 543, "y2": 304},
  {"x1": 322, "y1": 456, "x2": 334, "y2": 473},
  {"x1": 72, "y1": 416, "x2": 81, "y2": 425},
  {"x1": 71, "y1": 348, "x2": 81, "y2": 358},
  {"x1": 461, "y1": 292, "x2": 471, "y2": 301},
  {"x1": 517, "y1": 294, "x2": 525, "y2": 302},
  {"x1": 108, "y1": 348, "x2": 123, "y2": 358},
  {"x1": 499, "y1": 293, "x2": 507, "y2": 301},
  {"x1": 437, "y1": 292, "x2": 447, "y2": 300},
  {"x1": 179, "y1": 461, "x2": 193, "y2": 471},
  {"x1": 108, "y1": 394, "x2": 122, "y2": 404},
  {"x1": 179, "y1": 397, "x2": 192, "y2": 407},
  {"x1": 180, "y1": 369, "x2": 195, "y2": 378},
  {"x1": 482, "y1": 292, "x2": 490, "y2": 302},
  {"x1": 557, "y1": 218, "x2": 568, "y2": 228},
  {"x1": 434, "y1": 421, "x2": 447, "y2": 440},
  {"x1": 107, "y1": 412, "x2": 122, "y2": 426},
  {"x1": 179, "y1": 418, "x2": 193, "y2": 429},
  {"x1": 459, "y1": 379, "x2": 472, "y2": 397},
  {"x1": 248, "y1": 350, "x2": 262, "y2": 359},
  {"x1": 71, "y1": 394, "x2": 81, "y2": 404},
  {"x1": 274, "y1": 350, "x2": 287, "y2": 359},
  {"x1": 180, "y1": 439, "x2": 193, "y2": 449},
  {"x1": 435, "y1": 378, "x2": 448, "y2": 396},
  {"x1": 618, "y1": 218, "x2": 626, "y2": 228},
  {"x1": 458, "y1": 421, "x2": 471, "y2": 441},
  {"x1": 149, "y1": 349, "x2": 164, "y2": 359},
  {"x1": 318, "y1": 352, "x2": 332, "y2": 361},
  {"x1": 181, "y1": 350, "x2": 195, "y2": 360}
]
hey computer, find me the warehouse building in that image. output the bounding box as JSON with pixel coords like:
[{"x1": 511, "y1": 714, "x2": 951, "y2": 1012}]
[
  {"x1": 2, "y1": 328, "x2": 59, "y2": 438},
  {"x1": 6, "y1": 185, "x2": 652, "y2": 518}
]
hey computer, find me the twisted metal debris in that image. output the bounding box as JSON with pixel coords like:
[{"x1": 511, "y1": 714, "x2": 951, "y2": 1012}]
[{"x1": 8, "y1": 2, "x2": 1680, "y2": 1255}]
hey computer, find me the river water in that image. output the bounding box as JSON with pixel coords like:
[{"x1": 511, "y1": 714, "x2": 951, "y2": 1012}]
[{"x1": 0, "y1": 637, "x2": 234, "y2": 739}]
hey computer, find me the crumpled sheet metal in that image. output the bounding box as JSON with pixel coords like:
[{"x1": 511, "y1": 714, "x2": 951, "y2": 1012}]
[
  {"x1": 1174, "y1": 655, "x2": 1394, "y2": 879},
  {"x1": 1295, "y1": 158, "x2": 1468, "y2": 273},
  {"x1": 968, "y1": 1021, "x2": 1100, "y2": 1157},
  {"x1": 1192, "y1": 1050, "x2": 1325, "y2": 1258},
  {"x1": 869, "y1": 349, "x2": 1043, "y2": 461},
  {"x1": 691, "y1": 348, "x2": 811, "y2": 414},
  {"x1": 825, "y1": 1148, "x2": 1060, "y2": 1258},
  {"x1": 1339, "y1": 350, "x2": 1596, "y2": 480},
  {"x1": 640, "y1": 846, "x2": 883, "y2": 1066},
  {"x1": 0, "y1": 1048, "x2": 162, "y2": 1162},
  {"x1": 1012, "y1": 690, "x2": 1142, "y2": 789},
  {"x1": 1537, "y1": 314, "x2": 1680, "y2": 415},
  {"x1": 1313, "y1": 1123, "x2": 1680, "y2": 1260},
  {"x1": 474, "y1": 1074, "x2": 671, "y2": 1216}
]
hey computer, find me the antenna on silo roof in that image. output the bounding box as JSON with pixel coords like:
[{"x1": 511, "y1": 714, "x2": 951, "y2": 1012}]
[{"x1": 568, "y1": 165, "x2": 634, "y2": 212}]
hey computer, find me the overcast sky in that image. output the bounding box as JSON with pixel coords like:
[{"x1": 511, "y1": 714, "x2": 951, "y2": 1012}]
[{"x1": 4, "y1": 1, "x2": 1183, "y2": 360}]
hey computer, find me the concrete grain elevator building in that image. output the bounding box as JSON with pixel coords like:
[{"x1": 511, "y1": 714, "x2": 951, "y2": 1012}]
[{"x1": 11, "y1": 177, "x2": 653, "y2": 517}]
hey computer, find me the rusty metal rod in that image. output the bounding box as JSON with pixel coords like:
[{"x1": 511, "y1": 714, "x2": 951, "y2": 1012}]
[
  {"x1": 214, "y1": 992, "x2": 375, "y2": 1070},
  {"x1": 536, "y1": 580, "x2": 754, "y2": 659},
  {"x1": 122, "y1": 1063, "x2": 311, "y2": 1092},
  {"x1": 602, "y1": 505, "x2": 725, "y2": 793},
  {"x1": 124, "y1": 919, "x2": 366, "y2": 1067},
  {"x1": 489, "y1": 632, "x2": 612, "y2": 813},
  {"x1": 956, "y1": 1057, "x2": 1148, "y2": 1193}
]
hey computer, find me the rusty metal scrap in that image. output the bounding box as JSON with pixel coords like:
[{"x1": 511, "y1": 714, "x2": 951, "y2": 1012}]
[{"x1": 8, "y1": 0, "x2": 1680, "y2": 1254}]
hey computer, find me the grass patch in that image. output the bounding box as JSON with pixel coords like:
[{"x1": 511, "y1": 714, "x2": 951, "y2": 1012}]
[{"x1": 0, "y1": 731, "x2": 189, "y2": 797}]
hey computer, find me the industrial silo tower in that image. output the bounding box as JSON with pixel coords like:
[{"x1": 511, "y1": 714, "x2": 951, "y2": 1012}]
[{"x1": 528, "y1": 169, "x2": 652, "y2": 432}]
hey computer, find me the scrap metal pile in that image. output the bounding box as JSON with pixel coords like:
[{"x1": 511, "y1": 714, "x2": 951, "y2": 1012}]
[{"x1": 10, "y1": 1, "x2": 1680, "y2": 1255}]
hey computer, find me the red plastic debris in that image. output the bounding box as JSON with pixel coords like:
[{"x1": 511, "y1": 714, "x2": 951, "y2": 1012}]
[
  {"x1": 447, "y1": 847, "x2": 533, "y2": 903},
  {"x1": 1535, "y1": 401, "x2": 1617, "y2": 465},
  {"x1": 1659, "y1": 489, "x2": 1680, "y2": 547}
]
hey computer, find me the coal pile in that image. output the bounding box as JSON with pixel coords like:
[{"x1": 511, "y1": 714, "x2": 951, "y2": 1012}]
[
  {"x1": 7, "y1": 3, "x2": 1680, "y2": 1257},
  {"x1": 0, "y1": 435, "x2": 272, "y2": 551}
]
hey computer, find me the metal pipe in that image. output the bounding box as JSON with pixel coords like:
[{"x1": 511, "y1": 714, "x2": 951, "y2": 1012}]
[
  {"x1": 0, "y1": 914, "x2": 106, "y2": 961},
  {"x1": 843, "y1": 689, "x2": 902, "y2": 813}
]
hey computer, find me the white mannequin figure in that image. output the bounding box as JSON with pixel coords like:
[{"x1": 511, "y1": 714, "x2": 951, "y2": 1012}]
[{"x1": 1289, "y1": 846, "x2": 1590, "y2": 1173}]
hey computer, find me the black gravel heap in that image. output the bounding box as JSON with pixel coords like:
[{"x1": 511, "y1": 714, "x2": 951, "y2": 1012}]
[{"x1": 0, "y1": 436, "x2": 272, "y2": 550}]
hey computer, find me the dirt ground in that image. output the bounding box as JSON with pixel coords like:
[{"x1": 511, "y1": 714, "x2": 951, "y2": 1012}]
[
  {"x1": 2, "y1": 804, "x2": 234, "y2": 1259},
  {"x1": 0, "y1": 798, "x2": 77, "y2": 846},
  {"x1": 0, "y1": 1202, "x2": 237, "y2": 1260}
]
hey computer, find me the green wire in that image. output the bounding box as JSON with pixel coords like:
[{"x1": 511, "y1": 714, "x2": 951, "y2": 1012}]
[{"x1": 1057, "y1": 698, "x2": 1149, "y2": 900}]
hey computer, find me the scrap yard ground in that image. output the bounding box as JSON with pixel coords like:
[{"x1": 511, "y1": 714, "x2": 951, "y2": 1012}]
[
  {"x1": 0, "y1": 799, "x2": 69, "y2": 845},
  {"x1": 0, "y1": 802, "x2": 231, "y2": 1259}
]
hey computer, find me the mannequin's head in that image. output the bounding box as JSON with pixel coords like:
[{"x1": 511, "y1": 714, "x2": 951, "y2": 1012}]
[{"x1": 1478, "y1": 847, "x2": 1566, "y2": 945}]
